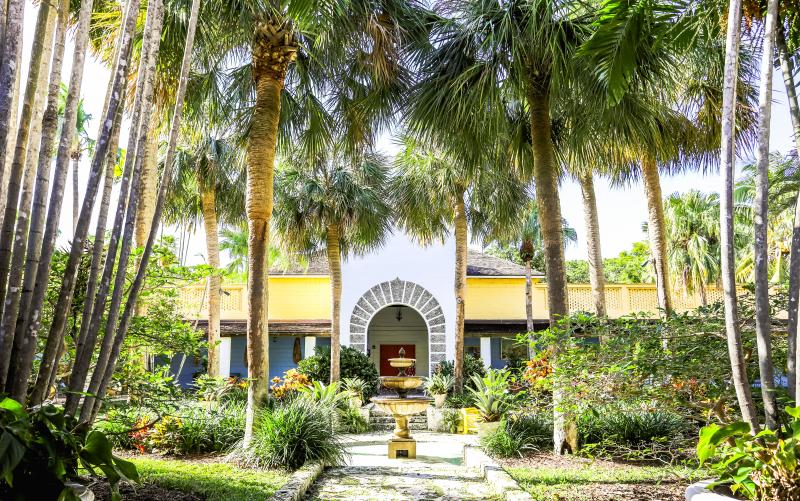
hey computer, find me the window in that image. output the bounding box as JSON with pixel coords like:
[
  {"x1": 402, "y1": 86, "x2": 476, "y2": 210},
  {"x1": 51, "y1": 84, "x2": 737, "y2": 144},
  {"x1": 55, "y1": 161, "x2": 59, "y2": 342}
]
[
  {"x1": 465, "y1": 345, "x2": 481, "y2": 358},
  {"x1": 500, "y1": 337, "x2": 527, "y2": 362}
]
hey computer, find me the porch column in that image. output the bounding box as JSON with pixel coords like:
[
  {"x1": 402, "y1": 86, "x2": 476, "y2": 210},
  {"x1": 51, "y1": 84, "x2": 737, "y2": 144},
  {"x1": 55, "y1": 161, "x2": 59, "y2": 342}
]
[
  {"x1": 304, "y1": 336, "x2": 317, "y2": 359},
  {"x1": 480, "y1": 337, "x2": 492, "y2": 369},
  {"x1": 218, "y1": 337, "x2": 231, "y2": 378}
]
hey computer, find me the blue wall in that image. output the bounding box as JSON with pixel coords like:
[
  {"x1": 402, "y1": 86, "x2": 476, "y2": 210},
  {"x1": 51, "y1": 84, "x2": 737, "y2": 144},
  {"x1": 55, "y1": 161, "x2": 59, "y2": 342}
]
[{"x1": 229, "y1": 336, "x2": 327, "y2": 380}]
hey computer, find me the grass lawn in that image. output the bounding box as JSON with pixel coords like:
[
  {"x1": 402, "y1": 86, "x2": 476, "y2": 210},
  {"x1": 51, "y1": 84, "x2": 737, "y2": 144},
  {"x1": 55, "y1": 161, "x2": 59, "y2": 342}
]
[
  {"x1": 502, "y1": 453, "x2": 707, "y2": 500},
  {"x1": 127, "y1": 456, "x2": 287, "y2": 501}
]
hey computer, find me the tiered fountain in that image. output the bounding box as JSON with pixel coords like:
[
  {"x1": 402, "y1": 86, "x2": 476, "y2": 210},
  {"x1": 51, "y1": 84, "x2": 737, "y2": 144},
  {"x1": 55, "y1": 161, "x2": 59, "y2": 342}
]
[{"x1": 370, "y1": 348, "x2": 432, "y2": 459}]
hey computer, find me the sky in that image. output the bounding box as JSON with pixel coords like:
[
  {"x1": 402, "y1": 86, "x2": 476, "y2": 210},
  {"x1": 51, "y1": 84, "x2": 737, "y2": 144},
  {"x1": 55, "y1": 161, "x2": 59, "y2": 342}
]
[{"x1": 18, "y1": 1, "x2": 798, "y2": 266}]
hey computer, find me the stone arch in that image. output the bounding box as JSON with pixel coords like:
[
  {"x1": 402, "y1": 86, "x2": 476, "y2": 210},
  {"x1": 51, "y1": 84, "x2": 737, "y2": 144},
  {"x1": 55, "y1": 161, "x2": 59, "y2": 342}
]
[{"x1": 348, "y1": 278, "x2": 446, "y2": 371}]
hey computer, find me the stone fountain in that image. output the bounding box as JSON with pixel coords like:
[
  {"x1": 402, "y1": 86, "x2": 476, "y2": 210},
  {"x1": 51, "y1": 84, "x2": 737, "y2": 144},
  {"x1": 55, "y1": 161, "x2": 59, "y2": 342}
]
[{"x1": 370, "y1": 348, "x2": 432, "y2": 459}]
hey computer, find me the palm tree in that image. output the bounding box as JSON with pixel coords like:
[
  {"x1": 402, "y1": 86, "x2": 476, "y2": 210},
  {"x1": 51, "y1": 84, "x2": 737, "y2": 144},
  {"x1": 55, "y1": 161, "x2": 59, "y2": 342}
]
[
  {"x1": 165, "y1": 133, "x2": 246, "y2": 377},
  {"x1": 718, "y1": 0, "x2": 759, "y2": 431},
  {"x1": 198, "y1": 0, "x2": 426, "y2": 444},
  {"x1": 273, "y1": 148, "x2": 392, "y2": 383},
  {"x1": 392, "y1": 137, "x2": 526, "y2": 392},
  {"x1": 220, "y1": 225, "x2": 249, "y2": 275},
  {"x1": 577, "y1": 171, "x2": 606, "y2": 316},
  {"x1": 663, "y1": 191, "x2": 721, "y2": 305}
]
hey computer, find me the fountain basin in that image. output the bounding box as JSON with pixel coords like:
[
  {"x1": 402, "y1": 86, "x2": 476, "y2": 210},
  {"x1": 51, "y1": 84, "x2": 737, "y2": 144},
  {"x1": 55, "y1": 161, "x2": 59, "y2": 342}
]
[
  {"x1": 387, "y1": 357, "x2": 415, "y2": 369},
  {"x1": 379, "y1": 376, "x2": 424, "y2": 398},
  {"x1": 371, "y1": 396, "x2": 432, "y2": 441}
]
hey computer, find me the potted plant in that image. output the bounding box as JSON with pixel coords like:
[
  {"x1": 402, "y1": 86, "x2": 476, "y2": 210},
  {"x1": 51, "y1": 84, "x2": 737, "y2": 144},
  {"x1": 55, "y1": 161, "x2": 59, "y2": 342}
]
[
  {"x1": 468, "y1": 369, "x2": 515, "y2": 436},
  {"x1": 424, "y1": 373, "x2": 454, "y2": 408},
  {"x1": 341, "y1": 377, "x2": 368, "y2": 408}
]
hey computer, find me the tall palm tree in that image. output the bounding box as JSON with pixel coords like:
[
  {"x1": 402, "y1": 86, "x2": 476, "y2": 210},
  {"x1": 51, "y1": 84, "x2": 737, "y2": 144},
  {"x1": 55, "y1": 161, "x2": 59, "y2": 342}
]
[
  {"x1": 165, "y1": 133, "x2": 245, "y2": 377},
  {"x1": 392, "y1": 137, "x2": 526, "y2": 392},
  {"x1": 220, "y1": 225, "x2": 249, "y2": 275},
  {"x1": 199, "y1": 0, "x2": 426, "y2": 444},
  {"x1": 577, "y1": 171, "x2": 606, "y2": 316},
  {"x1": 273, "y1": 148, "x2": 392, "y2": 383},
  {"x1": 664, "y1": 191, "x2": 721, "y2": 305}
]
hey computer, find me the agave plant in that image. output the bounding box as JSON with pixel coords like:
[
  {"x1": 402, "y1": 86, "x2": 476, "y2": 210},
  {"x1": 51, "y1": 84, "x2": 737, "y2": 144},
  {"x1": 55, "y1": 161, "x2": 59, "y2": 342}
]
[
  {"x1": 298, "y1": 381, "x2": 347, "y2": 410},
  {"x1": 424, "y1": 373, "x2": 455, "y2": 396},
  {"x1": 468, "y1": 370, "x2": 516, "y2": 423}
]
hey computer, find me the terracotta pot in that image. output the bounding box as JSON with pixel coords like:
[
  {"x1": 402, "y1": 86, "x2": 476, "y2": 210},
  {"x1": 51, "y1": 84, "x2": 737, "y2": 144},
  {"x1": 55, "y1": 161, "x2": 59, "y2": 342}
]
[{"x1": 433, "y1": 393, "x2": 447, "y2": 408}]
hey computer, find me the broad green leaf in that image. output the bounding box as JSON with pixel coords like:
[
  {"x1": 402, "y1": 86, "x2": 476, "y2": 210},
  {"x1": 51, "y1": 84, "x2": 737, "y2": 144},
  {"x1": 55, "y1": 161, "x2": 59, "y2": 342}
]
[
  {"x1": 0, "y1": 398, "x2": 24, "y2": 417},
  {"x1": 113, "y1": 456, "x2": 139, "y2": 482}
]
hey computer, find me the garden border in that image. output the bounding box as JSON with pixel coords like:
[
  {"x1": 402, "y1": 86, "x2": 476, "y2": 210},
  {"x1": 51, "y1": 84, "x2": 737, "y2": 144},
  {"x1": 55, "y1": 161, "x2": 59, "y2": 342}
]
[
  {"x1": 268, "y1": 461, "x2": 325, "y2": 501},
  {"x1": 462, "y1": 444, "x2": 532, "y2": 501}
]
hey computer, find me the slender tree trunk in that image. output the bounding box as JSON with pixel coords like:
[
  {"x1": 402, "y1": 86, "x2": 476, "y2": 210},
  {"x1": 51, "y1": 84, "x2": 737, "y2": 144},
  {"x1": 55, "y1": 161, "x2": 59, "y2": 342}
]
[
  {"x1": 641, "y1": 152, "x2": 672, "y2": 314},
  {"x1": 720, "y1": 0, "x2": 759, "y2": 431},
  {"x1": 64, "y1": 89, "x2": 123, "y2": 416},
  {"x1": 79, "y1": 0, "x2": 166, "y2": 419},
  {"x1": 0, "y1": 1, "x2": 52, "y2": 330},
  {"x1": 579, "y1": 171, "x2": 606, "y2": 317},
  {"x1": 243, "y1": 18, "x2": 296, "y2": 446},
  {"x1": 752, "y1": 0, "x2": 779, "y2": 429},
  {"x1": 0, "y1": 0, "x2": 68, "y2": 389},
  {"x1": 0, "y1": 4, "x2": 54, "y2": 390},
  {"x1": 327, "y1": 225, "x2": 342, "y2": 383},
  {"x1": 453, "y1": 191, "x2": 467, "y2": 393},
  {"x1": 777, "y1": 24, "x2": 800, "y2": 402},
  {"x1": 201, "y1": 187, "x2": 221, "y2": 377},
  {"x1": 72, "y1": 154, "x2": 80, "y2": 234},
  {"x1": 525, "y1": 260, "x2": 533, "y2": 333},
  {"x1": 0, "y1": 0, "x2": 24, "y2": 201},
  {"x1": 135, "y1": 114, "x2": 159, "y2": 250},
  {"x1": 0, "y1": 33, "x2": 22, "y2": 231},
  {"x1": 527, "y1": 82, "x2": 570, "y2": 453},
  {"x1": 84, "y1": 0, "x2": 201, "y2": 423}
]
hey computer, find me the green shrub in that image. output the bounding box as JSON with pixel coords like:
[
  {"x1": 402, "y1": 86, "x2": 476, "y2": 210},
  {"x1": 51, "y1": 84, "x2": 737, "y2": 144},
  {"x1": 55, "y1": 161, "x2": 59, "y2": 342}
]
[
  {"x1": 424, "y1": 372, "x2": 455, "y2": 395},
  {"x1": 434, "y1": 354, "x2": 486, "y2": 389},
  {"x1": 469, "y1": 369, "x2": 517, "y2": 422},
  {"x1": 237, "y1": 397, "x2": 348, "y2": 470},
  {"x1": 698, "y1": 406, "x2": 800, "y2": 500},
  {"x1": 297, "y1": 346, "x2": 380, "y2": 398},
  {"x1": 578, "y1": 409, "x2": 694, "y2": 461},
  {"x1": 441, "y1": 409, "x2": 462, "y2": 433},
  {"x1": 298, "y1": 380, "x2": 348, "y2": 409},
  {"x1": 444, "y1": 392, "x2": 476, "y2": 409},
  {"x1": 337, "y1": 405, "x2": 370, "y2": 434},
  {"x1": 341, "y1": 377, "x2": 368, "y2": 401},
  {"x1": 481, "y1": 413, "x2": 553, "y2": 457}
]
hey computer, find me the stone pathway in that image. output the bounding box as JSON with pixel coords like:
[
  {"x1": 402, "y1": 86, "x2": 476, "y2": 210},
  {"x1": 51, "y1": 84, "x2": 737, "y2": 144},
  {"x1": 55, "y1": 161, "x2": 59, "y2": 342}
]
[{"x1": 302, "y1": 432, "x2": 503, "y2": 501}]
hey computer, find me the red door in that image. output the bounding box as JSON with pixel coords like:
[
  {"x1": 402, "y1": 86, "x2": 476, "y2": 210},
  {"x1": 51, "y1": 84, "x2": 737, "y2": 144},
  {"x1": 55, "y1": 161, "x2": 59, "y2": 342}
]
[{"x1": 379, "y1": 344, "x2": 416, "y2": 376}]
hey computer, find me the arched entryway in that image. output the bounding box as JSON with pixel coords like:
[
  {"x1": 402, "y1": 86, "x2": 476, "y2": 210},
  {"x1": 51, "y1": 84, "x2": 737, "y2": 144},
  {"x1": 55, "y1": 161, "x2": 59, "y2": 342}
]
[
  {"x1": 368, "y1": 305, "x2": 428, "y2": 376},
  {"x1": 348, "y1": 278, "x2": 446, "y2": 375}
]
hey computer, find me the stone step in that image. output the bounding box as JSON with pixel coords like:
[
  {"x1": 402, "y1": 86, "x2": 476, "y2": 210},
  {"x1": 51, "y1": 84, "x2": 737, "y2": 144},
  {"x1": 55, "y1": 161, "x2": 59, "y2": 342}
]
[{"x1": 370, "y1": 422, "x2": 428, "y2": 431}]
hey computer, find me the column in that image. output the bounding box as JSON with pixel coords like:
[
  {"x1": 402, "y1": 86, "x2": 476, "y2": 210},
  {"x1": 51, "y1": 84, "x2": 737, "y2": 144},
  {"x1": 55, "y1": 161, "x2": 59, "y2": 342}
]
[
  {"x1": 480, "y1": 337, "x2": 492, "y2": 369},
  {"x1": 304, "y1": 336, "x2": 317, "y2": 358},
  {"x1": 218, "y1": 337, "x2": 231, "y2": 378}
]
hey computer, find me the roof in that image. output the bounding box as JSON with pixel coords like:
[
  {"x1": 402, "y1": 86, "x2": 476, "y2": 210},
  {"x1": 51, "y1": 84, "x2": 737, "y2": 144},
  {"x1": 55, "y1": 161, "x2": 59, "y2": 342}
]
[{"x1": 269, "y1": 249, "x2": 541, "y2": 277}]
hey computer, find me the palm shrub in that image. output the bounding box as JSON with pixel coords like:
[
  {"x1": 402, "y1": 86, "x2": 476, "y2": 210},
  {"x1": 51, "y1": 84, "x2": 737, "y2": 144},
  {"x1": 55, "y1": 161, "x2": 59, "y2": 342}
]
[
  {"x1": 297, "y1": 346, "x2": 379, "y2": 398},
  {"x1": 238, "y1": 397, "x2": 348, "y2": 470},
  {"x1": 469, "y1": 369, "x2": 517, "y2": 423},
  {"x1": 481, "y1": 413, "x2": 553, "y2": 458},
  {"x1": 341, "y1": 377, "x2": 368, "y2": 406},
  {"x1": 424, "y1": 373, "x2": 455, "y2": 396},
  {"x1": 697, "y1": 407, "x2": 800, "y2": 500},
  {"x1": 337, "y1": 405, "x2": 370, "y2": 434}
]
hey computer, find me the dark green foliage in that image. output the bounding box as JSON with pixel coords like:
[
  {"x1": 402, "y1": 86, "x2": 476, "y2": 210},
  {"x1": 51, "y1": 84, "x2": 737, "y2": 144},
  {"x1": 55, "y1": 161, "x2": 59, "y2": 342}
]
[
  {"x1": 0, "y1": 398, "x2": 137, "y2": 500},
  {"x1": 443, "y1": 392, "x2": 476, "y2": 409},
  {"x1": 578, "y1": 409, "x2": 694, "y2": 461},
  {"x1": 239, "y1": 397, "x2": 348, "y2": 470},
  {"x1": 434, "y1": 354, "x2": 486, "y2": 390},
  {"x1": 480, "y1": 413, "x2": 553, "y2": 457},
  {"x1": 297, "y1": 346, "x2": 380, "y2": 398},
  {"x1": 336, "y1": 405, "x2": 370, "y2": 434}
]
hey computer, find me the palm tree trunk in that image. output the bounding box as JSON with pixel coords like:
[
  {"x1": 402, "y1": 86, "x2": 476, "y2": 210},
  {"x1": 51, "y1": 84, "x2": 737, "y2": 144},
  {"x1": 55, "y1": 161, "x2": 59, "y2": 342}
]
[
  {"x1": 25, "y1": 0, "x2": 123, "y2": 405},
  {"x1": 719, "y1": 0, "x2": 759, "y2": 431},
  {"x1": 72, "y1": 154, "x2": 80, "y2": 234},
  {"x1": 79, "y1": 0, "x2": 166, "y2": 419},
  {"x1": 777, "y1": 23, "x2": 800, "y2": 402},
  {"x1": 0, "y1": 0, "x2": 53, "y2": 332},
  {"x1": 527, "y1": 82, "x2": 570, "y2": 454},
  {"x1": 0, "y1": 0, "x2": 24, "y2": 202},
  {"x1": 243, "y1": 18, "x2": 296, "y2": 447},
  {"x1": 525, "y1": 260, "x2": 533, "y2": 333},
  {"x1": 579, "y1": 171, "x2": 606, "y2": 317},
  {"x1": 64, "y1": 89, "x2": 123, "y2": 416},
  {"x1": 327, "y1": 225, "x2": 342, "y2": 383},
  {"x1": 0, "y1": 32, "x2": 22, "y2": 232},
  {"x1": 135, "y1": 114, "x2": 160, "y2": 250},
  {"x1": 453, "y1": 191, "x2": 467, "y2": 393},
  {"x1": 84, "y1": 0, "x2": 200, "y2": 423},
  {"x1": 641, "y1": 152, "x2": 672, "y2": 314},
  {"x1": 751, "y1": 0, "x2": 779, "y2": 429},
  {"x1": 0, "y1": 0, "x2": 68, "y2": 390},
  {"x1": 201, "y1": 187, "x2": 221, "y2": 377}
]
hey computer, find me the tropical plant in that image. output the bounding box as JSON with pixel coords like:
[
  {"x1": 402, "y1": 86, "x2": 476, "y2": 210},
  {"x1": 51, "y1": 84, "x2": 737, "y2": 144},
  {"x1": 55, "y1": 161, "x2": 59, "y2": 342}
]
[
  {"x1": 298, "y1": 381, "x2": 348, "y2": 409},
  {"x1": 697, "y1": 407, "x2": 800, "y2": 500},
  {"x1": 341, "y1": 377, "x2": 368, "y2": 402},
  {"x1": 336, "y1": 405, "x2": 370, "y2": 434},
  {"x1": 434, "y1": 354, "x2": 487, "y2": 391},
  {"x1": 480, "y1": 413, "x2": 553, "y2": 457},
  {"x1": 297, "y1": 346, "x2": 380, "y2": 399},
  {"x1": 424, "y1": 373, "x2": 455, "y2": 396},
  {"x1": 468, "y1": 369, "x2": 516, "y2": 423},
  {"x1": 273, "y1": 148, "x2": 392, "y2": 382},
  {"x1": 392, "y1": 138, "x2": 525, "y2": 392},
  {"x1": 236, "y1": 397, "x2": 348, "y2": 470}
]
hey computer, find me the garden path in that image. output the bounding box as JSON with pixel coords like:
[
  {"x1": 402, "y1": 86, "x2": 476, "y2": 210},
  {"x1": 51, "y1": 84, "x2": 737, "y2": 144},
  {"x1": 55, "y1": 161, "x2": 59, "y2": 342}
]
[{"x1": 301, "y1": 432, "x2": 503, "y2": 500}]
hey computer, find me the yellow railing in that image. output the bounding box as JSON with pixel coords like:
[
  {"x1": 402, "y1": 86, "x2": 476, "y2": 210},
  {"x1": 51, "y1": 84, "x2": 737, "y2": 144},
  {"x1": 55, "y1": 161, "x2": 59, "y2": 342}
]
[{"x1": 179, "y1": 280, "x2": 725, "y2": 322}]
